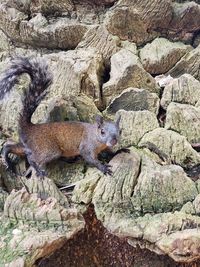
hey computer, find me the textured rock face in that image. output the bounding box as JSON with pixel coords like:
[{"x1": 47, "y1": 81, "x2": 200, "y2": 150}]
[
  {"x1": 105, "y1": 0, "x2": 172, "y2": 45},
  {"x1": 140, "y1": 38, "x2": 192, "y2": 75},
  {"x1": 1, "y1": 0, "x2": 200, "y2": 265},
  {"x1": 103, "y1": 49, "x2": 160, "y2": 105},
  {"x1": 165, "y1": 102, "x2": 200, "y2": 143},
  {"x1": 161, "y1": 74, "x2": 200, "y2": 109},
  {"x1": 169, "y1": 45, "x2": 200, "y2": 81},
  {"x1": 105, "y1": 88, "x2": 160, "y2": 115}
]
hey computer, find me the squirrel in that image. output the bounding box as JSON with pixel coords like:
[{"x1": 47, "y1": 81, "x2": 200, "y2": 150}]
[{"x1": 0, "y1": 57, "x2": 122, "y2": 177}]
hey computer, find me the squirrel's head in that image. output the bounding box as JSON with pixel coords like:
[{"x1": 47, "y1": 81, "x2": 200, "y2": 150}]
[{"x1": 95, "y1": 115, "x2": 121, "y2": 147}]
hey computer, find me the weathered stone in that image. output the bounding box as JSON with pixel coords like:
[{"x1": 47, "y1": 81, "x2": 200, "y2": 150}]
[
  {"x1": 0, "y1": 186, "x2": 84, "y2": 266},
  {"x1": 161, "y1": 74, "x2": 200, "y2": 110},
  {"x1": 45, "y1": 49, "x2": 104, "y2": 108},
  {"x1": 0, "y1": 188, "x2": 8, "y2": 211},
  {"x1": 116, "y1": 110, "x2": 159, "y2": 149},
  {"x1": 105, "y1": 0, "x2": 172, "y2": 45},
  {"x1": 156, "y1": 229, "x2": 200, "y2": 262},
  {"x1": 168, "y1": 2, "x2": 200, "y2": 42},
  {"x1": 32, "y1": 94, "x2": 101, "y2": 124},
  {"x1": 105, "y1": 88, "x2": 160, "y2": 115},
  {"x1": 139, "y1": 128, "x2": 200, "y2": 168},
  {"x1": 140, "y1": 38, "x2": 192, "y2": 75},
  {"x1": 132, "y1": 157, "x2": 197, "y2": 213},
  {"x1": 72, "y1": 150, "x2": 200, "y2": 262},
  {"x1": 194, "y1": 32, "x2": 200, "y2": 48},
  {"x1": 155, "y1": 74, "x2": 174, "y2": 88},
  {"x1": 0, "y1": 4, "x2": 89, "y2": 49},
  {"x1": 102, "y1": 49, "x2": 160, "y2": 106},
  {"x1": 165, "y1": 102, "x2": 200, "y2": 143},
  {"x1": 30, "y1": 0, "x2": 74, "y2": 15},
  {"x1": 168, "y1": 45, "x2": 200, "y2": 81},
  {"x1": 77, "y1": 25, "x2": 121, "y2": 65}
]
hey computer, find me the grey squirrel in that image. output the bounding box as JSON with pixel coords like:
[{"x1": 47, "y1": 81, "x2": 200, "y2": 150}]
[{"x1": 0, "y1": 57, "x2": 122, "y2": 177}]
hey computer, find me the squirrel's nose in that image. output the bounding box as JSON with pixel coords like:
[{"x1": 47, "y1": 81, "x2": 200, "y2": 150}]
[{"x1": 111, "y1": 138, "x2": 117, "y2": 146}]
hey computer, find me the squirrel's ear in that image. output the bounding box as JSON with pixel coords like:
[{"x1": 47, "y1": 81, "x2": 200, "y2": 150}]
[
  {"x1": 115, "y1": 114, "x2": 121, "y2": 126},
  {"x1": 95, "y1": 115, "x2": 104, "y2": 128}
]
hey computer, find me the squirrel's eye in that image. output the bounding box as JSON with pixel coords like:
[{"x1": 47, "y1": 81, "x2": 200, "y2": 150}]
[
  {"x1": 119, "y1": 129, "x2": 122, "y2": 135},
  {"x1": 101, "y1": 129, "x2": 105, "y2": 135}
]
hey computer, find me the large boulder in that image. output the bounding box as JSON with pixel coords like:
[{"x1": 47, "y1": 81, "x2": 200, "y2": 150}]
[
  {"x1": 72, "y1": 151, "x2": 200, "y2": 263},
  {"x1": 168, "y1": 45, "x2": 200, "y2": 82},
  {"x1": 139, "y1": 38, "x2": 192, "y2": 75},
  {"x1": 0, "y1": 177, "x2": 84, "y2": 266},
  {"x1": 102, "y1": 49, "x2": 160, "y2": 106},
  {"x1": 116, "y1": 110, "x2": 159, "y2": 149},
  {"x1": 161, "y1": 74, "x2": 200, "y2": 110},
  {"x1": 168, "y1": 2, "x2": 200, "y2": 42},
  {"x1": 105, "y1": 0, "x2": 172, "y2": 45},
  {"x1": 139, "y1": 128, "x2": 200, "y2": 168},
  {"x1": 165, "y1": 102, "x2": 200, "y2": 143},
  {"x1": 0, "y1": 4, "x2": 89, "y2": 49},
  {"x1": 105, "y1": 87, "x2": 160, "y2": 116}
]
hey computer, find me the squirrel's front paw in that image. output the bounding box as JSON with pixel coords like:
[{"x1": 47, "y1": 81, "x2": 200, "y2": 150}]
[{"x1": 102, "y1": 164, "x2": 113, "y2": 176}]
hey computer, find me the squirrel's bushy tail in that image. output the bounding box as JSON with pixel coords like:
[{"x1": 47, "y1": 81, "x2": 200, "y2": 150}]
[{"x1": 0, "y1": 57, "x2": 53, "y2": 128}]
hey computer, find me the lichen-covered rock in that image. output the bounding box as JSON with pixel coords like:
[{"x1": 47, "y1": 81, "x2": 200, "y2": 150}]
[
  {"x1": 102, "y1": 49, "x2": 160, "y2": 106},
  {"x1": 156, "y1": 229, "x2": 200, "y2": 262},
  {"x1": 168, "y1": 2, "x2": 200, "y2": 42},
  {"x1": 161, "y1": 74, "x2": 200, "y2": 109},
  {"x1": 105, "y1": 88, "x2": 160, "y2": 116},
  {"x1": 32, "y1": 94, "x2": 101, "y2": 124},
  {"x1": 116, "y1": 110, "x2": 159, "y2": 149},
  {"x1": 139, "y1": 128, "x2": 200, "y2": 168},
  {"x1": 105, "y1": 0, "x2": 172, "y2": 45},
  {"x1": 0, "y1": 4, "x2": 89, "y2": 50},
  {"x1": 30, "y1": 0, "x2": 74, "y2": 15},
  {"x1": 132, "y1": 157, "x2": 197, "y2": 213},
  {"x1": 0, "y1": 188, "x2": 8, "y2": 211},
  {"x1": 45, "y1": 49, "x2": 104, "y2": 108},
  {"x1": 73, "y1": 151, "x2": 200, "y2": 262},
  {"x1": 0, "y1": 186, "x2": 84, "y2": 266},
  {"x1": 168, "y1": 45, "x2": 200, "y2": 81},
  {"x1": 140, "y1": 38, "x2": 192, "y2": 75},
  {"x1": 77, "y1": 25, "x2": 121, "y2": 65},
  {"x1": 165, "y1": 102, "x2": 200, "y2": 143}
]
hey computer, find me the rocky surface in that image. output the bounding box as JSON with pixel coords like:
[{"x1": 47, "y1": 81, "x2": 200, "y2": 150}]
[
  {"x1": 140, "y1": 38, "x2": 192, "y2": 75},
  {"x1": 1, "y1": 0, "x2": 200, "y2": 266}
]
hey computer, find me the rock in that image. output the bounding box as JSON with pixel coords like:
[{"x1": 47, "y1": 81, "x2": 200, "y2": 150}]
[
  {"x1": 155, "y1": 74, "x2": 174, "y2": 88},
  {"x1": 0, "y1": 30, "x2": 10, "y2": 53},
  {"x1": 0, "y1": 188, "x2": 8, "y2": 211},
  {"x1": 168, "y1": 45, "x2": 200, "y2": 81},
  {"x1": 140, "y1": 38, "x2": 192, "y2": 75},
  {"x1": 193, "y1": 194, "x2": 200, "y2": 215},
  {"x1": 165, "y1": 102, "x2": 200, "y2": 143},
  {"x1": 139, "y1": 128, "x2": 200, "y2": 168},
  {"x1": 132, "y1": 157, "x2": 197, "y2": 213},
  {"x1": 23, "y1": 176, "x2": 69, "y2": 206},
  {"x1": 30, "y1": 0, "x2": 74, "y2": 15},
  {"x1": 105, "y1": 0, "x2": 172, "y2": 45},
  {"x1": 0, "y1": 4, "x2": 89, "y2": 50},
  {"x1": 105, "y1": 88, "x2": 160, "y2": 116},
  {"x1": 156, "y1": 229, "x2": 200, "y2": 262},
  {"x1": 168, "y1": 2, "x2": 200, "y2": 42},
  {"x1": 116, "y1": 110, "x2": 159, "y2": 149},
  {"x1": 77, "y1": 25, "x2": 121, "y2": 65},
  {"x1": 102, "y1": 49, "x2": 160, "y2": 106},
  {"x1": 72, "y1": 150, "x2": 200, "y2": 262},
  {"x1": 1, "y1": 187, "x2": 84, "y2": 266},
  {"x1": 45, "y1": 49, "x2": 104, "y2": 108},
  {"x1": 32, "y1": 94, "x2": 101, "y2": 124},
  {"x1": 193, "y1": 32, "x2": 200, "y2": 48},
  {"x1": 161, "y1": 74, "x2": 200, "y2": 110}
]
